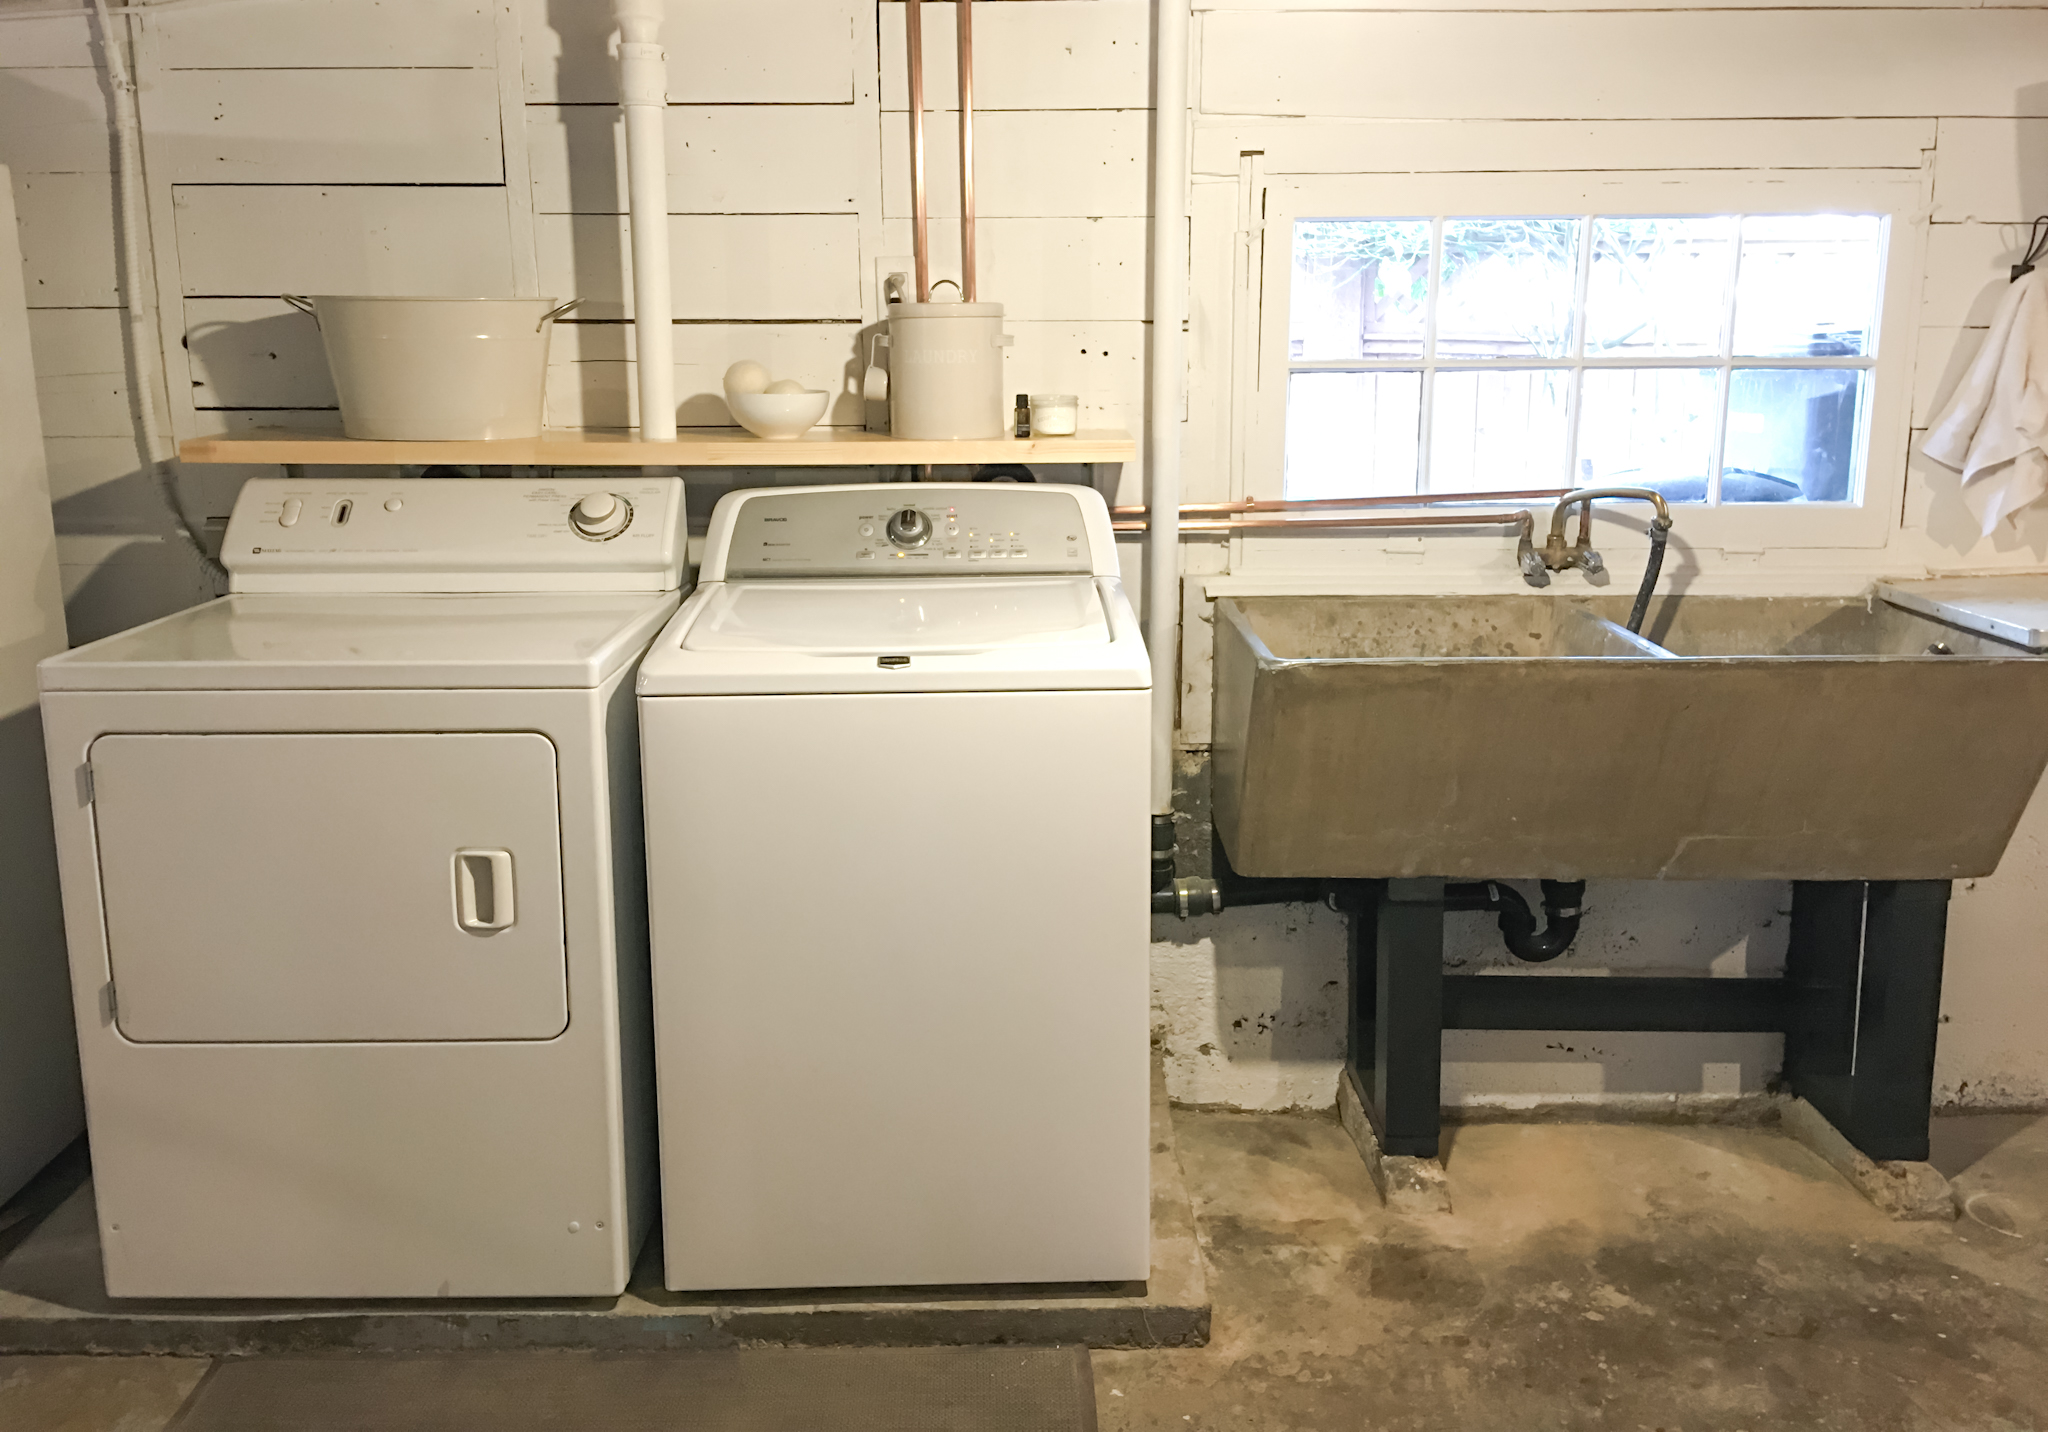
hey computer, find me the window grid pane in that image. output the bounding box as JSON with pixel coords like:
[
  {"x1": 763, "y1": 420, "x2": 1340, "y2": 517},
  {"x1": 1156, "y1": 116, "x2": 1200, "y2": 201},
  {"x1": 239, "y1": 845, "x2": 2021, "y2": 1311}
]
[{"x1": 1283, "y1": 211, "x2": 1882, "y2": 507}]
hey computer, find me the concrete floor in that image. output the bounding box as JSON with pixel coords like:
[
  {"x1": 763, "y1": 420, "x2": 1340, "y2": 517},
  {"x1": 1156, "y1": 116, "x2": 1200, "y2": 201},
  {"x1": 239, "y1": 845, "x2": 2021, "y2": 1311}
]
[
  {"x1": 3, "y1": 1109, "x2": 2045, "y2": 1431},
  {"x1": 1097, "y1": 1108, "x2": 2048, "y2": 1432}
]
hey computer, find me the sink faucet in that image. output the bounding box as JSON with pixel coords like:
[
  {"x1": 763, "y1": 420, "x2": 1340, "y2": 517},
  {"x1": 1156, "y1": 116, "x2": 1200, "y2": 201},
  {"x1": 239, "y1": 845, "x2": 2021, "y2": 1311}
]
[{"x1": 1519, "y1": 486, "x2": 1676, "y2": 635}]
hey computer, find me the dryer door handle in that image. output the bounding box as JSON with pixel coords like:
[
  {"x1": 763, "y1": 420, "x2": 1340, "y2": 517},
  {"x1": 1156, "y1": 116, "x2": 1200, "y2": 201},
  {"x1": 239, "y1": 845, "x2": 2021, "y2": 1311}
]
[{"x1": 453, "y1": 848, "x2": 517, "y2": 933}]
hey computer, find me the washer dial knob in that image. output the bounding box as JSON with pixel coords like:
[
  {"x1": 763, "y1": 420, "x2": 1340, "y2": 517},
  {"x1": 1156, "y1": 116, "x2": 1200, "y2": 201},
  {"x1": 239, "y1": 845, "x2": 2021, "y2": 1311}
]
[
  {"x1": 570, "y1": 491, "x2": 632, "y2": 539},
  {"x1": 886, "y1": 507, "x2": 933, "y2": 548}
]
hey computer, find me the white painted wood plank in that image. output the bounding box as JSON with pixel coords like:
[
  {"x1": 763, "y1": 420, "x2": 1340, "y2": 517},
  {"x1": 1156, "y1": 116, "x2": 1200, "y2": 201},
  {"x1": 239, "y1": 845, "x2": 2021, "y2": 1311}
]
[
  {"x1": 1004, "y1": 318, "x2": 1148, "y2": 445},
  {"x1": 197, "y1": 410, "x2": 345, "y2": 435},
  {"x1": 172, "y1": 186, "x2": 517, "y2": 296},
  {"x1": 12, "y1": 172, "x2": 118, "y2": 307},
  {"x1": 522, "y1": 0, "x2": 860, "y2": 104},
  {"x1": 36, "y1": 369, "x2": 131, "y2": 440},
  {"x1": 1192, "y1": 119, "x2": 1937, "y2": 178},
  {"x1": 545, "y1": 321, "x2": 868, "y2": 427},
  {"x1": 1922, "y1": 223, "x2": 2031, "y2": 328},
  {"x1": 148, "y1": 0, "x2": 495, "y2": 68},
  {"x1": 494, "y1": 2, "x2": 540, "y2": 298},
  {"x1": 878, "y1": 1, "x2": 1150, "y2": 112},
  {"x1": 882, "y1": 109, "x2": 1149, "y2": 218},
  {"x1": 525, "y1": 105, "x2": 865, "y2": 215},
  {"x1": 43, "y1": 434, "x2": 145, "y2": 505},
  {"x1": 1932, "y1": 119, "x2": 2048, "y2": 225},
  {"x1": 1199, "y1": 11, "x2": 2048, "y2": 122},
  {"x1": 2, "y1": 12, "x2": 98, "y2": 67},
  {"x1": 876, "y1": 216, "x2": 1149, "y2": 321},
  {"x1": 141, "y1": 69, "x2": 503, "y2": 183},
  {"x1": 535, "y1": 213, "x2": 861, "y2": 319},
  {"x1": 183, "y1": 298, "x2": 339, "y2": 409},
  {"x1": 1913, "y1": 325, "x2": 1987, "y2": 429},
  {"x1": 29, "y1": 310, "x2": 131, "y2": 438},
  {"x1": 0, "y1": 68, "x2": 112, "y2": 174},
  {"x1": 25, "y1": 307, "x2": 123, "y2": 376}
]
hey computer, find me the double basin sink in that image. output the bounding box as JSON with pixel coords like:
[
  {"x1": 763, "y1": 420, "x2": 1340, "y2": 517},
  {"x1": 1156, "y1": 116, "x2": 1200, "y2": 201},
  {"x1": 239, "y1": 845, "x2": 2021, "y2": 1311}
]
[{"x1": 1212, "y1": 588, "x2": 2048, "y2": 881}]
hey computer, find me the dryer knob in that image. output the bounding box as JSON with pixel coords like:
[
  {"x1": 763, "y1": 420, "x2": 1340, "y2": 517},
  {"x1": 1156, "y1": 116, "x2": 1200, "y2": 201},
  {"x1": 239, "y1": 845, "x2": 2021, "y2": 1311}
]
[
  {"x1": 571, "y1": 492, "x2": 631, "y2": 539},
  {"x1": 886, "y1": 507, "x2": 932, "y2": 548}
]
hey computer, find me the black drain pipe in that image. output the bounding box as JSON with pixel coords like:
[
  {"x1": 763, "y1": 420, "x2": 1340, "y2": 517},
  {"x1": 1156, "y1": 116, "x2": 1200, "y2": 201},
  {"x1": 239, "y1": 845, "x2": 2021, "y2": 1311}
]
[
  {"x1": 1149, "y1": 827, "x2": 1588, "y2": 964},
  {"x1": 1447, "y1": 879, "x2": 1587, "y2": 962},
  {"x1": 1151, "y1": 832, "x2": 1325, "y2": 916}
]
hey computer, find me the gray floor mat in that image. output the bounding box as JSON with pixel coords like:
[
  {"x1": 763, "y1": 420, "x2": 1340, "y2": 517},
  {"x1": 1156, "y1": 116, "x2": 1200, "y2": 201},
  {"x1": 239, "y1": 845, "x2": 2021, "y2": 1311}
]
[{"x1": 166, "y1": 1347, "x2": 1098, "y2": 1431}]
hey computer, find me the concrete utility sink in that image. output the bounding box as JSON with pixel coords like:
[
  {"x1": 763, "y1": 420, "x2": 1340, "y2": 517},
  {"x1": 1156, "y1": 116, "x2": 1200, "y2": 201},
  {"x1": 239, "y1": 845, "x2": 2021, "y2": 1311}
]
[{"x1": 1212, "y1": 593, "x2": 2048, "y2": 882}]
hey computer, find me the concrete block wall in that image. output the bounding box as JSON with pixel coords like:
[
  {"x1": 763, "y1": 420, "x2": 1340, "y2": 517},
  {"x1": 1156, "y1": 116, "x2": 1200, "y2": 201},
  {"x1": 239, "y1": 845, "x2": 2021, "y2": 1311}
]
[{"x1": 5, "y1": 0, "x2": 2047, "y2": 1112}]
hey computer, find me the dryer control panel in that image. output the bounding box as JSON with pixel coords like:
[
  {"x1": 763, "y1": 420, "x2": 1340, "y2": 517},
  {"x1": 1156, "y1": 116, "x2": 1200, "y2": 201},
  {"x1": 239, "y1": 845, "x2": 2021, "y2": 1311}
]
[
  {"x1": 706, "y1": 483, "x2": 1120, "y2": 581},
  {"x1": 223, "y1": 476, "x2": 687, "y2": 593}
]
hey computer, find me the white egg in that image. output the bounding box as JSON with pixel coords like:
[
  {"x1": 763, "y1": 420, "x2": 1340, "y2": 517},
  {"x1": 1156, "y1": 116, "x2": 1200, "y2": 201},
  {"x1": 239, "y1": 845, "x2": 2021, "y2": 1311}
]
[
  {"x1": 764, "y1": 378, "x2": 807, "y2": 395},
  {"x1": 723, "y1": 360, "x2": 771, "y2": 394}
]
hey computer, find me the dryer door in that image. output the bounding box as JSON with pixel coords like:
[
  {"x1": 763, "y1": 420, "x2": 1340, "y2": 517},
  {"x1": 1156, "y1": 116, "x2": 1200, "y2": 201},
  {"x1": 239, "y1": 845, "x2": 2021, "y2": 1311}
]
[{"x1": 90, "y1": 732, "x2": 569, "y2": 1043}]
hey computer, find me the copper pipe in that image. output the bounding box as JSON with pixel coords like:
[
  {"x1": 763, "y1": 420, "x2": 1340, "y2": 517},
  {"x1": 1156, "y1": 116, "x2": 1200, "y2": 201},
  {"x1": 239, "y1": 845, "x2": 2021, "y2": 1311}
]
[
  {"x1": 1110, "y1": 487, "x2": 1571, "y2": 519},
  {"x1": 1112, "y1": 510, "x2": 1534, "y2": 534},
  {"x1": 907, "y1": 0, "x2": 930, "y2": 302},
  {"x1": 957, "y1": 0, "x2": 975, "y2": 301}
]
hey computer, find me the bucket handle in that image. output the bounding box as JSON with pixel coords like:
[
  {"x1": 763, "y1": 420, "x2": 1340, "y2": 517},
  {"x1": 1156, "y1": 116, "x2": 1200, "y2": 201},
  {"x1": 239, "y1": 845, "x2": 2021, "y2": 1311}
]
[{"x1": 282, "y1": 295, "x2": 580, "y2": 333}]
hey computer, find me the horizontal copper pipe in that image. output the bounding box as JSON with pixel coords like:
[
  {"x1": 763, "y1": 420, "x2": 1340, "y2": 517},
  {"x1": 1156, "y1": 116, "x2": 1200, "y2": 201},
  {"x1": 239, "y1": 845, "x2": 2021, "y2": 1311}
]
[
  {"x1": 1110, "y1": 488, "x2": 1569, "y2": 520},
  {"x1": 1112, "y1": 510, "x2": 1532, "y2": 534}
]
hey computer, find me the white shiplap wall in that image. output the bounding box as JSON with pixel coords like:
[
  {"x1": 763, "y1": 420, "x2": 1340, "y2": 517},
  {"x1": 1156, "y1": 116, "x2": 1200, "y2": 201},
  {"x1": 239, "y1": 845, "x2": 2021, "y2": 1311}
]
[{"x1": 6, "y1": 0, "x2": 2048, "y2": 1112}]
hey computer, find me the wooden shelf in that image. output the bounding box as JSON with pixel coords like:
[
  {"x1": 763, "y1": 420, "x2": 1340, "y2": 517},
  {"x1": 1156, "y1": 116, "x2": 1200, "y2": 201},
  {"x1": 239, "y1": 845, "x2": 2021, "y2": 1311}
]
[{"x1": 177, "y1": 427, "x2": 1136, "y2": 468}]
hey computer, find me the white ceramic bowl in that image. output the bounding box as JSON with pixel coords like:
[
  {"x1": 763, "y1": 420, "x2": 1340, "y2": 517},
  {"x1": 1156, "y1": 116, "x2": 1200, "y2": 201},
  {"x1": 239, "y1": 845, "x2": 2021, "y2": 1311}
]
[{"x1": 727, "y1": 389, "x2": 829, "y2": 440}]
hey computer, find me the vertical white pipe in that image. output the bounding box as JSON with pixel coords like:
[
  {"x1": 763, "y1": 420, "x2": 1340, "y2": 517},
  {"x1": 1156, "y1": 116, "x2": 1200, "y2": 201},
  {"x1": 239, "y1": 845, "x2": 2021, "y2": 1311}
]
[
  {"x1": 1147, "y1": 2, "x2": 1189, "y2": 815},
  {"x1": 614, "y1": 0, "x2": 675, "y2": 440}
]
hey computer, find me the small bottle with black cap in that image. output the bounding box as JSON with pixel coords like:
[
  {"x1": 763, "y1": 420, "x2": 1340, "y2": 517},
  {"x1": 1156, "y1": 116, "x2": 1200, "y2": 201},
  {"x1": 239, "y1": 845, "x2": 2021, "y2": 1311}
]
[{"x1": 1013, "y1": 393, "x2": 1030, "y2": 439}]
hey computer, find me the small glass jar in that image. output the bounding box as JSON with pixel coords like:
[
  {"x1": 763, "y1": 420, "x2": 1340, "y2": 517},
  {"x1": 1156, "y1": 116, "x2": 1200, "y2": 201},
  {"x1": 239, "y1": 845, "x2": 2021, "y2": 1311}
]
[{"x1": 1029, "y1": 393, "x2": 1079, "y2": 437}]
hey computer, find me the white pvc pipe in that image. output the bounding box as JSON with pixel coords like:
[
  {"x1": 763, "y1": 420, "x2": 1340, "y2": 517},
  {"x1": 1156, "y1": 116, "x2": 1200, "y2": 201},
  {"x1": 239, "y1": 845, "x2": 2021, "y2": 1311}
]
[
  {"x1": 614, "y1": 0, "x2": 675, "y2": 441},
  {"x1": 1146, "y1": 1, "x2": 1189, "y2": 816}
]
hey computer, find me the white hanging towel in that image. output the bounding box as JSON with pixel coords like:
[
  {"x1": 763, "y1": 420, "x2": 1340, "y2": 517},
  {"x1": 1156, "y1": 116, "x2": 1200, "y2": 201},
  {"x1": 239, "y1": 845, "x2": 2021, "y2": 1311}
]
[{"x1": 1924, "y1": 268, "x2": 2048, "y2": 534}]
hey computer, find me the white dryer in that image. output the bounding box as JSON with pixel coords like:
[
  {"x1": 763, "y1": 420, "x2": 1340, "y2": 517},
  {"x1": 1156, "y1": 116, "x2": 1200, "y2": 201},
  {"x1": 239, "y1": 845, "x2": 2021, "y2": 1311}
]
[
  {"x1": 638, "y1": 482, "x2": 1150, "y2": 1292},
  {"x1": 38, "y1": 476, "x2": 684, "y2": 1299}
]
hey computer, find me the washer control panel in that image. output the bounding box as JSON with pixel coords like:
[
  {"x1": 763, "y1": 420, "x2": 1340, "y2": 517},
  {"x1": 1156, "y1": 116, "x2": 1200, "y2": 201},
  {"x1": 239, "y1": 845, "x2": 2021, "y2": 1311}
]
[
  {"x1": 222, "y1": 476, "x2": 685, "y2": 592},
  {"x1": 718, "y1": 485, "x2": 1108, "y2": 579}
]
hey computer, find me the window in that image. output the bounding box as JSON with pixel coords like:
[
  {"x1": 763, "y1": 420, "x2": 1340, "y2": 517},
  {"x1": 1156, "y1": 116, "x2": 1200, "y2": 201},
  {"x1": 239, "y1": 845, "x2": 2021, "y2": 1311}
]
[{"x1": 1282, "y1": 213, "x2": 1887, "y2": 508}]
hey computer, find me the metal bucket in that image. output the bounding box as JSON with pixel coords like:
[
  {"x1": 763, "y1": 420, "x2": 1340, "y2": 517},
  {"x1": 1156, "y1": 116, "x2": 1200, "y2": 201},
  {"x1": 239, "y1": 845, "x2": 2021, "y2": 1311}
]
[
  {"x1": 283, "y1": 296, "x2": 578, "y2": 441},
  {"x1": 883, "y1": 301, "x2": 1012, "y2": 440}
]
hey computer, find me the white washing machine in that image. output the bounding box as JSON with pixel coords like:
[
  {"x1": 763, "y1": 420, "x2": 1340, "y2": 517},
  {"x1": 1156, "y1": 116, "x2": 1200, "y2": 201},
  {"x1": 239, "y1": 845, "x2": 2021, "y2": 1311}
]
[
  {"x1": 638, "y1": 482, "x2": 1151, "y2": 1291},
  {"x1": 37, "y1": 475, "x2": 684, "y2": 1299}
]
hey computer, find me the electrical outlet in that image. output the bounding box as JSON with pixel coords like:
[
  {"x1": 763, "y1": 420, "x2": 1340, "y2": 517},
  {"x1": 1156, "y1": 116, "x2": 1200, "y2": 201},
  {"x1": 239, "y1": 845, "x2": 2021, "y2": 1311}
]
[{"x1": 873, "y1": 257, "x2": 914, "y2": 320}]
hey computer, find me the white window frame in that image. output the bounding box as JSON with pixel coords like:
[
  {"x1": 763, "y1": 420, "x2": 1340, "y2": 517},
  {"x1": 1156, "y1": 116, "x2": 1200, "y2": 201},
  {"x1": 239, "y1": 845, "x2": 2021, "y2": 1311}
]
[{"x1": 1244, "y1": 171, "x2": 1928, "y2": 567}]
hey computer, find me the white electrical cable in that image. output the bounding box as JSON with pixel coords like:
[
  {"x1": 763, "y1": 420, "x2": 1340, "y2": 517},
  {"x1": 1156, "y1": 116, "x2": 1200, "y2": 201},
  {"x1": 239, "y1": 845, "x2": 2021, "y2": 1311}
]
[{"x1": 90, "y1": 0, "x2": 225, "y2": 585}]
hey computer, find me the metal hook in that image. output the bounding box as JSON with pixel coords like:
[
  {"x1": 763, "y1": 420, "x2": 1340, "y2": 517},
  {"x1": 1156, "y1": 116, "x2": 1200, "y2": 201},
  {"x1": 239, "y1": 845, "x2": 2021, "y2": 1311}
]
[{"x1": 2013, "y1": 216, "x2": 2048, "y2": 282}]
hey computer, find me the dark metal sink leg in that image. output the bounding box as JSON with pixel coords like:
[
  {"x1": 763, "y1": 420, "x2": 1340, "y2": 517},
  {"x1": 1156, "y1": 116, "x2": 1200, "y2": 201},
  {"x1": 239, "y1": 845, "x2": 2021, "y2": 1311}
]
[
  {"x1": 1346, "y1": 878, "x2": 1445, "y2": 1159},
  {"x1": 1784, "y1": 879, "x2": 1952, "y2": 1163}
]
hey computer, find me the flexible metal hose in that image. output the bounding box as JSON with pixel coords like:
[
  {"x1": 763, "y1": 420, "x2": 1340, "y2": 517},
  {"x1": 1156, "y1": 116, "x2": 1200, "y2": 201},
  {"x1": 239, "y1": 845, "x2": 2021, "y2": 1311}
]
[{"x1": 1627, "y1": 519, "x2": 1672, "y2": 635}]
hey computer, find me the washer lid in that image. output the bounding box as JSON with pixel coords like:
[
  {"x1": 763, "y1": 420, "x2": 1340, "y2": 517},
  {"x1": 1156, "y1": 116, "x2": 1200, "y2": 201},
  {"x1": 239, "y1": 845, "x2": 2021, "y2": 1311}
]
[
  {"x1": 640, "y1": 577, "x2": 1150, "y2": 695},
  {"x1": 38, "y1": 591, "x2": 681, "y2": 691},
  {"x1": 683, "y1": 577, "x2": 1109, "y2": 654}
]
